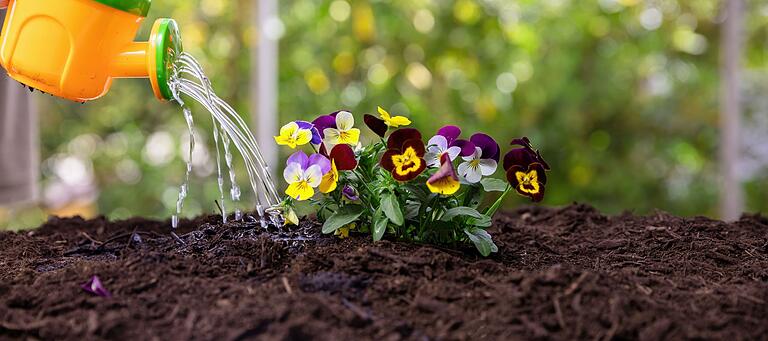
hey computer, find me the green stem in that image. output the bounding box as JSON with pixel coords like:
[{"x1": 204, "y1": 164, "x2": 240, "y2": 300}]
[
  {"x1": 485, "y1": 185, "x2": 513, "y2": 217},
  {"x1": 462, "y1": 184, "x2": 479, "y2": 207}
]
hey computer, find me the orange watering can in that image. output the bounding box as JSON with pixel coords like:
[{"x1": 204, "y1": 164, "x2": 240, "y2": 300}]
[{"x1": 0, "y1": 0, "x2": 183, "y2": 102}]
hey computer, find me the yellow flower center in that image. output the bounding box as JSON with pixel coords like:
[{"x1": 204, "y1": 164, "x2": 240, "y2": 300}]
[
  {"x1": 392, "y1": 147, "x2": 422, "y2": 176},
  {"x1": 515, "y1": 169, "x2": 540, "y2": 194},
  {"x1": 470, "y1": 159, "x2": 480, "y2": 168}
]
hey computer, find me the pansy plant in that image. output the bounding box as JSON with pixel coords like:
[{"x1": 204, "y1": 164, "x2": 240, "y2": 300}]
[{"x1": 275, "y1": 107, "x2": 550, "y2": 257}]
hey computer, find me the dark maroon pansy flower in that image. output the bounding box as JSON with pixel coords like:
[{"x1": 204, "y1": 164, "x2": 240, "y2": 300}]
[
  {"x1": 329, "y1": 144, "x2": 358, "y2": 170},
  {"x1": 503, "y1": 137, "x2": 550, "y2": 202},
  {"x1": 436, "y1": 125, "x2": 475, "y2": 156},
  {"x1": 469, "y1": 133, "x2": 500, "y2": 162},
  {"x1": 364, "y1": 114, "x2": 388, "y2": 137},
  {"x1": 81, "y1": 275, "x2": 111, "y2": 297},
  {"x1": 506, "y1": 163, "x2": 547, "y2": 202},
  {"x1": 380, "y1": 128, "x2": 427, "y2": 181}
]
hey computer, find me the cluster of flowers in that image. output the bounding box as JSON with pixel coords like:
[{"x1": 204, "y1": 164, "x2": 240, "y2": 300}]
[{"x1": 274, "y1": 107, "x2": 549, "y2": 255}]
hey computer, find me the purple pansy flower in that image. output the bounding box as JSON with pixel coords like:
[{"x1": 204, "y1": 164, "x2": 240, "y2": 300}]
[
  {"x1": 312, "y1": 111, "x2": 346, "y2": 139},
  {"x1": 425, "y1": 125, "x2": 475, "y2": 168},
  {"x1": 81, "y1": 275, "x2": 112, "y2": 297},
  {"x1": 458, "y1": 133, "x2": 500, "y2": 183},
  {"x1": 284, "y1": 151, "x2": 331, "y2": 200}
]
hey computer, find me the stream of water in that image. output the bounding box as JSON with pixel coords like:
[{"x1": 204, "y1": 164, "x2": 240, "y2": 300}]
[{"x1": 167, "y1": 52, "x2": 283, "y2": 229}]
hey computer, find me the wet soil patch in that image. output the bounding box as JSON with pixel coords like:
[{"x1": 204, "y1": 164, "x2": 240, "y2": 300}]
[{"x1": 1, "y1": 204, "x2": 767, "y2": 340}]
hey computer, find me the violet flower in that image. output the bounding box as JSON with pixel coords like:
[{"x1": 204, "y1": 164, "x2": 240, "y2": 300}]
[
  {"x1": 81, "y1": 275, "x2": 111, "y2": 297},
  {"x1": 284, "y1": 151, "x2": 331, "y2": 200},
  {"x1": 424, "y1": 125, "x2": 475, "y2": 168},
  {"x1": 458, "y1": 133, "x2": 500, "y2": 183}
]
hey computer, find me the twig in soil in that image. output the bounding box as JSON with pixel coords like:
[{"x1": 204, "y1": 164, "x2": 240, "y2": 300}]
[
  {"x1": 563, "y1": 272, "x2": 590, "y2": 296},
  {"x1": 79, "y1": 231, "x2": 103, "y2": 245},
  {"x1": 171, "y1": 231, "x2": 186, "y2": 245},
  {"x1": 553, "y1": 295, "x2": 566, "y2": 329},
  {"x1": 341, "y1": 298, "x2": 373, "y2": 322},
  {"x1": 281, "y1": 276, "x2": 293, "y2": 295}
]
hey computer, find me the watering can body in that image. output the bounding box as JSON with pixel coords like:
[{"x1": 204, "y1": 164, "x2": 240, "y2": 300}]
[{"x1": 0, "y1": 0, "x2": 182, "y2": 102}]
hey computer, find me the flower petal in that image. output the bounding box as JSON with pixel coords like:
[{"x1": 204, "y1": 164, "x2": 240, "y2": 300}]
[
  {"x1": 330, "y1": 144, "x2": 358, "y2": 170},
  {"x1": 364, "y1": 114, "x2": 388, "y2": 137},
  {"x1": 295, "y1": 120, "x2": 313, "y2": 130},
  {"x1": 387, "y1": 128, "x2": 422, "y2": 150},
  {"x1": 286, "y1": 151, "x2": 309, "y2": 170},
  {"x1": 340, "y1": 128, "x2": 361, "y2": 145},
  {"x1": 310, "y1": 127, "x2": 322, "y2": 145},
  {"x1": 323, "y1": 128, "x2": 342, "y2": 146},
  {"x1": 478, "y1": 159, "x2": 498, "y2": 176},
  {"x1": 391, "y1": 158, "x2": 426, "y2": 181},
  {"x1": 437, "y1": 125, "x2": 461, "y2": 144},
  {"x1": 81, "y1": 275, "x2": 111, "y2": 297},
  {"x1": 294, "y1": 129, "x2": 313, "y2": 146},
  {"x1": 335, "y1": 111, "x2": 355, "y2": 131},
  {"x1": 283, "y1": 162, "x2": 304, "y2": 183},
  {"x1": 424, "y1": 151, "x2": 441, "y2": 168},
  {"x1": 445, "y1": 146, "x2": 462, "y2": 161},
  {"x1": 451, "y1": 139, "x2": 476, "y2": 157},
  {"x1": 304, "y1": 165, "x2": 323, "y2": 187},
  {"x1": 470, "y1": 133, "x2": 500, "y2": 162},
  {"x1": 457, "y1": 161, "x2": 482, "y2": 184},
  {"x1": 427, "y1": 153, "x2": 461, "y2": 194},
  {"x1": 284, "y1": 208, "x2": 300, "y2": 226},
  {"x1": 388, "y1": 115, "x2": 412, "y2": 127},
  {"x1": 286, "y1": 181, "x2": 314, "y2": 200},
  {"x1": 380, "y1": 150, "x2": 398, "y2": 172},
  {"x1": 378, "y1": 106, "x2": 392, "y2": 120},
  {"x1": 312, "y1": 115, "x2": 337, "y2": 138},
  {"x1": 308, "y1": 153, "x2": 331, "y2": 175},
  {"x1": 462, "y1": 146, "x2": 482, "y2": 162},
  {"x1": 503, "y1": 147, "x2": 536, "y2": 172},
  {"x1": 279, "y1": 122, "x2": 299, "y2": 137},
  {"x1": 428, "y1": 135, "x2": 448, "y2": 151},
  {"x1": 319, "y1": 161, "x2": 338, "y2": 193}
]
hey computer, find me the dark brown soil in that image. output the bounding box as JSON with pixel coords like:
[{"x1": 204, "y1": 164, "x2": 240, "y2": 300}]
[{"x1": 1, "y1": 204, "x2": 767, "y2": 340}]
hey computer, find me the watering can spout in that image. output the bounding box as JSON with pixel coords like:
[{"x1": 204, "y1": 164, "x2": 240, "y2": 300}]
[{"x1": 0, "y1": 0, "x2": 182, "y2": 102}]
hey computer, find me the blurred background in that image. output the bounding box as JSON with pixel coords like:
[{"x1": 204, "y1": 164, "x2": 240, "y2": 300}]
[{"x1": 1, "y1": 0, "x2": 767, "y2": 229}]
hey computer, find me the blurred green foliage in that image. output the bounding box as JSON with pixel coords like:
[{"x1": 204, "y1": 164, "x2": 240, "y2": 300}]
[{"x1": 3, "y1": 0, "x2": 768, "y2": 229}]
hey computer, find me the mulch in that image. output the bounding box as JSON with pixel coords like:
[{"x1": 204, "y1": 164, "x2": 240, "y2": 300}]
[{"x1": 1, "y1": 203, "x2": 767, "y2": 340}]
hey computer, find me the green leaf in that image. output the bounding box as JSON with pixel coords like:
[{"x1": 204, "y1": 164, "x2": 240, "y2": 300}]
[
  {"x1": 468, "y1": 214, "x2": 492, "y2": 227},
  {"x1": 381, "y1": 192, "x2": 404, "y2": 226},
  {"x1": 372, "y1": 208, "x2": 388, "y2": 241},
  {"x1": 321, "y1": 205, "x2": 364, "y2": 234},
  {"x1": 481, "y1": 178, "x2": 508, "y2": 192},
  {"x1": 404, "y1": 200, "x2": 421, "y2": 219},
  {"x1": 464, "y1": 227, "x2": 499, "y2": 257},
  {"x1": 440, "y1": 206, "x2": 484, "y2": 221}
]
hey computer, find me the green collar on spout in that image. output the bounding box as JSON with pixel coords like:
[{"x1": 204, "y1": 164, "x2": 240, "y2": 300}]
[{"x1": 92, "y1": 0, "x2": 152, "y2": 17}]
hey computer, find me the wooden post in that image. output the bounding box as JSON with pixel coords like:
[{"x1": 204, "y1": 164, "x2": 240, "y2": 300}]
[
  {"x1": 719, "y1": 0, "x2": 745, "y2": 221},
  {"x1": 251, "y1": 0, "x2": 279, "y2": 180}
]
